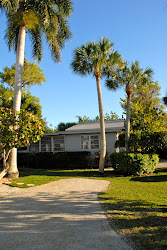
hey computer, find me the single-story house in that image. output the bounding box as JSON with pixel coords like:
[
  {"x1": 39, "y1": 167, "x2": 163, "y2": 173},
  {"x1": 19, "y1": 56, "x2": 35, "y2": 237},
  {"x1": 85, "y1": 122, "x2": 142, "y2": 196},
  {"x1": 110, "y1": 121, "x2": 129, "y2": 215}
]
[{"x1": 18, "y1": 120, "x2": 125, "y2": 156}]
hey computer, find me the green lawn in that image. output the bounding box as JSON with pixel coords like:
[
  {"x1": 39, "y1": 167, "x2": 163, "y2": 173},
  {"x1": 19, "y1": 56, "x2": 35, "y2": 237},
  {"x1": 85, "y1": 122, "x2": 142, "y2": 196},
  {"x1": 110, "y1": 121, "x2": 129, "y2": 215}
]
[
  {"x1": 99, "y1": 168, "x2": 167, "y2": 250},
  {"x1": 9, "y1": 168, "x2": 167, "y2": 249}
]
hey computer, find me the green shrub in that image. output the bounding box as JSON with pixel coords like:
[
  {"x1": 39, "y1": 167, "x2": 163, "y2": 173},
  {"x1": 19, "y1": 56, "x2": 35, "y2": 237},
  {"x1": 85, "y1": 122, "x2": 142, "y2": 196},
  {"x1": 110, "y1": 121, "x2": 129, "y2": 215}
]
[
  {"x1": 17, "y1": 151, "x2": 91, "y2": 170},
  {"x1": 110, "y1": 152, "x2": 159, "y2": 176}
]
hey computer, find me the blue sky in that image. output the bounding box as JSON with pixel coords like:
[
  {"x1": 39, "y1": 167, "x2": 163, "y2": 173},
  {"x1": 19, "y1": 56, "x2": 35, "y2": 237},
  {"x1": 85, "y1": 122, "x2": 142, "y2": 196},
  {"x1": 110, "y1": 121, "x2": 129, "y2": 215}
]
[{"x1": 0, "y1": 0, "x2": 167, "y2": 127}]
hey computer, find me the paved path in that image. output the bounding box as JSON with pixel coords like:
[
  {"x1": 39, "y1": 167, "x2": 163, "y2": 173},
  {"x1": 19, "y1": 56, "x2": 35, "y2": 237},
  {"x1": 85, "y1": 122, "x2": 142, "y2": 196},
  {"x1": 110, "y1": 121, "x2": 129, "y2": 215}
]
[{"x1": 0, "y1": 178, "x2": 132, "y2": 250}]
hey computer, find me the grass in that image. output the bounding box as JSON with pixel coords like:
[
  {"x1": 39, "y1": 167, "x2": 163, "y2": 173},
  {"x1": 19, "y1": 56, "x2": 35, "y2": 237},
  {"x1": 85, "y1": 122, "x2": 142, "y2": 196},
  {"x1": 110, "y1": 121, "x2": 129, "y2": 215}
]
[
  {"x1": 9, "y1": 169, "x2": 106, "y2": 187},
  {"x1": 99, "y1": 168, "x2": 167, "y2": 250},
  {"x1": 8, "y1": 167, "x2": 167, "y2": 249}
]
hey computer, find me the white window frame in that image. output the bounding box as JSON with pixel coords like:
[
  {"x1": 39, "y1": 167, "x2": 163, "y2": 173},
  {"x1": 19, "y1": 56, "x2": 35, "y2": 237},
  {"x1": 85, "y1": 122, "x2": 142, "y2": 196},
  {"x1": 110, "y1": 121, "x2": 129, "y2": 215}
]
[
  {"x1": 53, "y1": 135, "x2": 65, "y2": 152},
  {"x1": 41, "y1": 136, "x2": 52, "y2": 152},
  {"x1": 81, "y1": 135, "x2": 99, "y2": 150}
]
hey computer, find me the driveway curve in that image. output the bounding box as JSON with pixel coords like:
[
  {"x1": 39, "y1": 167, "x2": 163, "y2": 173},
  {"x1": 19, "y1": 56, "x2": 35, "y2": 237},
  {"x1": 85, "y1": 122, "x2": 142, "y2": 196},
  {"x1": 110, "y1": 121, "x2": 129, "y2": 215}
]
[{"x1": 0, "y1": 178, "x2": 132, "y2": 250}]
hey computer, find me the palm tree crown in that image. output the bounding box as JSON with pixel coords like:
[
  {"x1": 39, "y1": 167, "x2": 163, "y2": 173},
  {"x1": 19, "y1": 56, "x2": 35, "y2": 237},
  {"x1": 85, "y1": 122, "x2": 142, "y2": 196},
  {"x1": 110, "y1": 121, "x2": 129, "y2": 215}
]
[
  {"x1": 106, "y1": 61, "x2": 153, "y2": 91},
  {"x1": 1, "y1": 0, "x2": 73, "y2": 62},
  {"x1": 71, "y1": 37, "x2": 121, "y2": 77}
]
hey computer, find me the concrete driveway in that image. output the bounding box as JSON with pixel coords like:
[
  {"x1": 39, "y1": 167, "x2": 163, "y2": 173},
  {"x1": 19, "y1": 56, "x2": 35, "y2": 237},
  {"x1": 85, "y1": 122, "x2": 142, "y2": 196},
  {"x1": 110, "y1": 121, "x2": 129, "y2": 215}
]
[{"x1": 0, "y1": 178, "x2": 132, "y2": 250}]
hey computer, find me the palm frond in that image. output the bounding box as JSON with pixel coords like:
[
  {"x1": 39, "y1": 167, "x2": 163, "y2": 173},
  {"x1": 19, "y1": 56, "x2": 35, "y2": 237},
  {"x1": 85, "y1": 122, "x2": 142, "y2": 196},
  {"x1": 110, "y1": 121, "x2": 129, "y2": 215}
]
[
  {"x1": 28, "y1": 27, "x2": 43, "y2": 62},
  {"x1": 1, "y1": 0, "x2": 19, "y2": 13},
  {"x1": 71, "y1": 38, "x2": 122, "y2": 81},
  {"x1": 106, "y1": 78, "x2": 121, "y2": 91},
  {"x1": 4, "y1": 12, "x2": 19, "y2": 51},
  {"x1": 3, "y1": 0, "x2": 73, "y2": 63},
  {"x1": 53, "y1": 0, "x2": 73, "y2": 17}
]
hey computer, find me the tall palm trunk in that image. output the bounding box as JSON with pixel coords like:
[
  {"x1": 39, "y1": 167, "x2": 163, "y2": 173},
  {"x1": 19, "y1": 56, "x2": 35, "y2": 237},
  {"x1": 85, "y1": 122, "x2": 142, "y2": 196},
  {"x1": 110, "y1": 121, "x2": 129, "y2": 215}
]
[
  {"x1": 125, "y1": 83, "x2": 132, "y2": 152},
  {"x1": 8, "y1": 25, "x2": 26, "y2": 179},
  {"x1": 95, "y1": 71, "x2": 106, "y2": 174}
]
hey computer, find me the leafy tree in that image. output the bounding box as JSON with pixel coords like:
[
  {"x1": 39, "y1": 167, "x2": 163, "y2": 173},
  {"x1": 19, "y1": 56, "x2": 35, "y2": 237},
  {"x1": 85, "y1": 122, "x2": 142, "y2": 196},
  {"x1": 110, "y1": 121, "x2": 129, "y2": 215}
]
[
  {"x1": 43, "y1": 120, "x2": 57, "y2": 133},
  {"x1": 104, "y1": 111, "x2": 120, "y2": 120},
  {"x1": 77, "y1": 111, "x2": 120, "y2": 123},
  {"x1": 1, "y1": 0, "x2": 73, "y2": 178},
  {"x1": 71, "y1": 37, "x2": 122, "y2": 174},
  {"x1": 116, "y1": 80, "x2": 167, "y2": 153},
  {"x1": 21, "y1": 91, "x2": 42, "y2": 118},
  {"x1": 57, "y1": 122, "x2": 76, "y2": 131},
  {"x1": 0, "y1": 60, "x2": 45, "y2": 122},
  {"x1": 76, "y1": 115, "x2": 90, "y2": 123},
  {"x1": 0, "y1": 59, "x2": 46, "y2": 90},
  {"x1": 106, "y1": 61, "x2": 153, "y2": 152},
  {"x1": 0, "y1": 86, "x2": 54, "y2": 134},
  {"x1": 129, "y1": 101, "x2": 167, "y2": 152},
  {"x1": 0, "y1": 86, "x2": 42, "y2": 118},
  {"x1": 0, "y1": 60, "x2": 49, "y2": 130},
  {"x1": 0, "y1": 107, "x2": 44, "y2": 178}
]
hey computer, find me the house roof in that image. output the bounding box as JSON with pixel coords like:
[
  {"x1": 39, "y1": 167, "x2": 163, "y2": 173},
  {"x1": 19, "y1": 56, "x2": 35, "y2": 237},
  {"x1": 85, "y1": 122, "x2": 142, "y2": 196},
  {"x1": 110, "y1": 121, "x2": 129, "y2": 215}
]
[{"x1": 45, "y1": 120, "x2": 125, "y2": 136}]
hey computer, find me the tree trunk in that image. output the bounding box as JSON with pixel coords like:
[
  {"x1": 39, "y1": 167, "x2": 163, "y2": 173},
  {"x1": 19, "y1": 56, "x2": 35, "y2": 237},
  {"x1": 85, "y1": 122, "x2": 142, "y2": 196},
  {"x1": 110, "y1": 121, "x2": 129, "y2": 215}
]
[
  {"x1": 8, "y1": 25, "x2": 26, "y2": 179},
  {"x1": 95, "y1": 71, "x2": 106, "y2": 174},
  {"x1": 125, "y1": 83, "x2": 132, "y2": 152},
  {"x1": 3, "y1": 149, "x2": 6, "y2": 168}
]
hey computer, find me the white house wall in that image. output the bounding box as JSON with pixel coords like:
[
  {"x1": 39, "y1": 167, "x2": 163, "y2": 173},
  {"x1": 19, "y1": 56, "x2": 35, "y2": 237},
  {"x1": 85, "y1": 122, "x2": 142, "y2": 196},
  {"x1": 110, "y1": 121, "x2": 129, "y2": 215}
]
[
  {"x1": 19, "y1": 132, "x2": 118, "y2": 154},
  {"x1": 65, "y1": 132, "x2": 116, "y2": 155},
  {"x1": 106, "y1": 133, "x2": 117, "y2": 154},
  {"x1": 65, "y1": 134, "x2": 83, "y2": 152}
]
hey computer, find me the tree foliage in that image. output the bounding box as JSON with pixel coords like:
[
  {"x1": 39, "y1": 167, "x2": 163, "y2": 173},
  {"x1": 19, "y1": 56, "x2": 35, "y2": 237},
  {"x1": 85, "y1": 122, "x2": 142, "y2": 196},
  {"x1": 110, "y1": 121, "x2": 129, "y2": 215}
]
[
  {"x1": 116, "y1": 80, "x2": 167, "y2": 153},
  {"x1": 106, "y1": 60, "x2": 153, "y2": 151},
  {"x1": 1, "y1": 0, "x2": 73, "y2": 62},
  {"x1": 0, "y1": 59, "x2": 46, "y2": 89},
  {"x1": 0, "y1": 86, "x2": 42, "y2": 118},
  {"x1": 71, "y1": 37, "x2": 122, "y2": 78},
  {"x1": 0, "y1": 107, "x2": 44, "y2": 168},
  {"x1": 77, "y1": 111, "x2": 120, "y2": 123},
  {"x1": 57, "y1": 122, "x2": 76, "y2": 131}
]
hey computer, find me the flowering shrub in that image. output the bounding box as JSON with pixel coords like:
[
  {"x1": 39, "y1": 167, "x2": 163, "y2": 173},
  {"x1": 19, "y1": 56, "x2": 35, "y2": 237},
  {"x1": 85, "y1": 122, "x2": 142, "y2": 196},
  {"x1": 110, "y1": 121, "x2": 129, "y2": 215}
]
[{"x1": 0, "y1": 107, "x2": 44, "y2": 168}]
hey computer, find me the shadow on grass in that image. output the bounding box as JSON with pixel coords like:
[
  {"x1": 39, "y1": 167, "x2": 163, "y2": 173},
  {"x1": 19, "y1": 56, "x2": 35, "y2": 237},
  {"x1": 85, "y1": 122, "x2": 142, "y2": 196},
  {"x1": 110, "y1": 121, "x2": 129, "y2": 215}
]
[
  {"x1": 19, "y1": 169, "x2": 115, "y2": 178},
  {"x1": 100, "y1": 197, "x2": 167, "y2": 250},
  {"x1": 130, "y1": 169, "x2": 167, "y2": 183},
  {"x1": 130, "y1": 175, "x2": 167, "y2": 183}
]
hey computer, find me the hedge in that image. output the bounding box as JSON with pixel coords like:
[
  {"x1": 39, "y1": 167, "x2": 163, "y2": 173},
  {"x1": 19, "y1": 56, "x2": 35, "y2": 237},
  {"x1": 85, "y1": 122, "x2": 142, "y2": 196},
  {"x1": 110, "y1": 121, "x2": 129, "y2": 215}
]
[
  {"x1": 17, "y1": 151, "x2": 91, "y2": 170},
  {"x1": 110, "y1": 152, "x2": 159, "y2": 176}
]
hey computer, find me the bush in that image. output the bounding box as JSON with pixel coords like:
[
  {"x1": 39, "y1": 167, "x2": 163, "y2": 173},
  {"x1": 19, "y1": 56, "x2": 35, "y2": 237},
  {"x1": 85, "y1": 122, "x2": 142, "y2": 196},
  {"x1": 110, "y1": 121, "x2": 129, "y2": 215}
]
[
  {"x1": 17, "y1": 151, "x2": 91, "y2": 170},
  {"x1": 115, "y1": 131, "x2": 167, "y2": 154},
  {"x1": 110, "y1": 152, "x2": 159, "y2": 176},
  {"x1": 94, "y1": 152, "x2": 111, "y2": 168}
]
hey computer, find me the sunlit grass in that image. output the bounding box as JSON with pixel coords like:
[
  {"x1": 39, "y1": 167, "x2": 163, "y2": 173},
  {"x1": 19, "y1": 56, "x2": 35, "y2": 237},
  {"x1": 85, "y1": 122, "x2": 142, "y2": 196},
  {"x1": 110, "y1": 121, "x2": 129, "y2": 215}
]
[
  {"x1": 9, "y1": 169, "x2": 108, "y2": 187},
  {"x1": 99, "y1": 169, "x2": 167, "y2": 249}
]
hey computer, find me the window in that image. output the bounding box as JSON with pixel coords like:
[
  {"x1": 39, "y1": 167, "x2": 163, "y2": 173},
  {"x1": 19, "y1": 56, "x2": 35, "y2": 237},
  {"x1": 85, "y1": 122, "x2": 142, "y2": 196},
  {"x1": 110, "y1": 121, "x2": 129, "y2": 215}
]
[
  {"x1": 29, "y1": 141, "x2": 39, "y2": 152},
  {"x1": 81, "y1": 135, "x2": 99, "y2": 150},
  {"x1": 18, "y1": 146, "x2": 28, "y2": 152},
  {"x1": 53, "y1": 136, "x2": 65, "y2": 152},
  {"x1": 41, "y1": 136, "x2": 51, "y2": 152}
]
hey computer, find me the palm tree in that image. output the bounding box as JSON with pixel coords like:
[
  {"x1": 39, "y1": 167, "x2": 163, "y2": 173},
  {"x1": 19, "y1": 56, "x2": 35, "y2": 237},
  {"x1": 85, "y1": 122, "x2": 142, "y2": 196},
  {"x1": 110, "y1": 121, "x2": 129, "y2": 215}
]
[
  {"x1": 106, "y1": 61, "x2": 153, "y2": 152},
  {"x1": 1, "y1": 0, "x2": 73, "y2": 179},
  {"x1": 71, "y1": 37, "x2": 122, "y2": 174}
]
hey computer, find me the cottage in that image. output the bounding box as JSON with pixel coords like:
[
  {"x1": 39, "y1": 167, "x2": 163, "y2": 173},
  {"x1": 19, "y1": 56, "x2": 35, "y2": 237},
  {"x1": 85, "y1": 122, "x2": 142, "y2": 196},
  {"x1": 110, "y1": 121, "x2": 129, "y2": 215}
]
[{"x1": 18, "y1": 120, "x2": 125, "y2": 155}]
